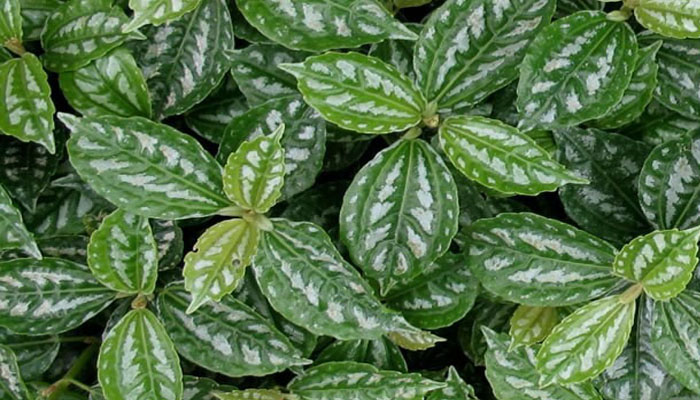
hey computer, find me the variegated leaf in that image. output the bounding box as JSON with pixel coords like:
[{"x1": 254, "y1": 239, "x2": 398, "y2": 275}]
[
  {"x1": 459, "y1": 299, "x2": 516, "y2": 366},
  {"x1": 315, "y1": 337, "x2": 407, "y2": 372},
  {"x1": 124, "y1": 0, "x2": 202, "y2": 32},
  {"x1": 613, "y1": 228, "x2": 700, "y2": 300},
  {"x1": 0, "y1": 47, "x2": 10, "y2": 62},
  {"x1": 88, "y1": 209, "x2": 158, "y2": 295},
  {"x1": 483, "y1": 328, "x2": 603, "y2": 400},
  {"x1": 0, "y1": 345, "x2": 30, "y2": 400},
  {"x1": 466, "y1": 212, "x2": 620, "y2": 306},
  {"x1": 635, "y1": 0, "x2": 700, "y2": 39},
  {"x1": 368, "y1": 23, "x2": 422, "y2": 83},
  {"x1": 62, "y1": 113, "x2": 229, "y2": 220},
  {"x1": 151, "y1": 219, "x2": 183, "y2": 271},
  {"x1": 132, "y1": 0, "x2": 234, "y2": 118},
  {"x1": 40, "y1": 0, "x2": 140, "y2": 72},
  {"x1": 0, "y1": 183, "x2": 40, "y2": 258},
  {"x1": 214, "y1": 389, "x2": 291, "y2": 400},
  {"x1": 19, "y1": 0, "x2": 63, "y2": 41},
  {"x1": 158, "y1": 284, "x2": 309, "y2": 377},
  {"x1": 0, "y1": 328, "x2": 60, "y2": 381},
  {"x1": 0, "y1": 0, "x2": 22, "y2": 49},
  {"x1": 280, "y1": 181, "x2": 346, "y2": 233},
  {"x1": 181, "y1": 376, "x2": 235, "y2": 400},
  {"x1": 0, "y1": 53, "x2": 56, "y2": 153},
  {"x1": 440, "y1": 116, "x2": 585, "y2": 196},
  {"x1": 627, "y1": 101, "x2": 700, "y2": 146},
  {"x1": 183, "y1": 219, "x2": 259, "y2": 313},
  {"x1": 287, "y1": 362, "x2": 444, "y2": 400},
  {"x1": 223, "y1": 126, "x2": 285, "y2": 213},
  {"x1": 340, "y1": 139, "x2": 458, "y2": 294},
  {"x1": 59, "y1": 48, "x2": 152, "y2": 118},
  {"x1": 509, "y1": 305, "x2": 558, "y2": 349},
  {"x1": 184, "y1": 76, "x2": 248, "y2": 143},
  {"x1": 556, "y1": 0, "x2": 603, "y2": 16},
  {"x1": 383, "y1": 252, "x2": 478, "y2": 330},
  {"x1": 536, "y1": 295, "x2": 636, "y2": 385},
  {"x1": 517, "y1": 11, "x2": 638, "y2": 129},
  {"x1": 427, "y1": 367, "x2": 478, "y2": 400},
  {"x1": 414, "y1": 0, "x2": 555, "y2": 113},
  {"x1": 230, "y1": 4, "x2": 269, "y2": 44},
  {"x1": 98, "y1": 308, "x2": 183, "y2": 400},
  {"x1": 280, "y1": 52, "x2": 426, "y2": 134},
  {"x1": 0, "y1": 258, "x2": 115, "y2": 335},
  {"x1": 235, "y1": 0, "x2": 418, "y2": 52}
]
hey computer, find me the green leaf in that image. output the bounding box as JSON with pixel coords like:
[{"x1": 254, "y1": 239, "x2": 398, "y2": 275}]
[
  {"x1": 427, "y1": 367, "x2": 478, "y2": 400},
  {"x1": 315, "y1": 337, "x2": 407, "y2": 372},
  {"x1": 132, "y1": 0, "x2": 234, "y2": 119},
  {"x1": 440, "y1": 116, "x2": 585, "y2": 196},
  {"x1": 383, "y1": 252, "x2": 478, "y2": 330},
  {"x1": 635, "y1": 0, "x2": 700, "y2": 39},
  {"x1": 414, "y1": 0, "x2": 555, "y2": 113},
  {"x1": 0, "y1": 258, "x2": 115, "y2": 335},
  {"x1": 626, "y1": 101, "x2": 700, "y2": 146},
  {"x1": 536, "y1": 295, "x2": 636, "y2": 385},
  {"x1": 215, "y1": 389, "x2": 292, "y2": 400},
  {"x1": 181, "y1": 376, "x2": 235, "y2": 400},
  {"x1": 556, "y1": 0, "x2": 603, "y2": 17},
  {"x1": 157, "y1": 284, "x2": 310, "y2": 377},
  {"x1": 235, "y1": 0, "x2": 418, "y2": 52},
  {"x1": 340, "y1": 139, "x2": 458, "y2": 294},
  {"x1": 459, "y1": 298, "x2": 516, "y2": 366},
  {"x1": 184, "y1": 76, "x2": 248, "y2": 143},
  {"x1": 592, "y1": 41, "x2": 662, "y2": 129},
  {"x1": 483, "y1": 328, "x2": 602, "y2": 400},
  {"x1": 517, "y1": 11, "x2": 638, "y2": 129},
  {"x1": 287, "y1": 361, "x2": 444, "y2": 400},
  {"x1": 124, "y1": 0, "x2": 202, "y2": 32},
  {"x1": 368, "y1": 23, "x2": 421, "y2": 83},
  {"x1": 59, "y1": 48, "x2": 152, "y2": 118},
  {"x1": 509, "y1": 305, "x2": 558, "y2": 349},
  {"x1": 40, "y1": 0, "x2": 140, "y2": 72},
  {"x1": 280, "y1": 181, "x2": 346, "y2": 233},
  {"x1": 183, "y1": 218, "x2": 259, "y2": 313},
  {"x1": 0, "y1": 0, "x2": 22, "y2": 46},
  {"x1": 0, "y1": 183, "x2": 40, "y2": 258},
  {"x1": 0, "y1": 345, "x2": 30, "y2": 400},
  {"x1": 19, "y1": 0, "x2": 63, "y2": 41},
  {"x1": 87, "y1": 208, "x2": 158, "y2": 295},
  {"x1": 223, "y1": 126, "x2": 285, "y2": 213},
  {"x1": 280, "y1": 52, "x2": 426, "y2": 134},
  {"x1": 151, "y1": 219, "x2": 183, "y2": 271},
  {"x1": 62, "y1": 113, "x2": 229, "y2": 220},
  {"x1": 466, "y1": 212, "x2": 620, "y2": 306},
  {"x1": 554, "y1": 127, "x2": 651, "y2": 246},
  {"x1": 613, "y1": 228, "x2": 700, "y2": 300},
  {"x1": 0, "y1": 53, "x2": 56, "y2": 153},
  {"x1": 0, "y1": 328, "x2": 60, "y2": 381},
  {"x1": 98, "y1": 308, "x2": 183, "y2": 400}
]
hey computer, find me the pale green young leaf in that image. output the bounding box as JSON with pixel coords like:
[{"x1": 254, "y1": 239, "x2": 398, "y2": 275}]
[
  {"x1": 183, "y1": 218, "x2": 259, "y2": 313},
  {"x1": 440, "y1": 116, "x2": 585, "y2": 196},
  {"x1": 0, "y1": 328, "x2": 60, "y2": 381},
  {"x1": 287, "y1": 362, "x2": 445, "y2": 400},
  {"x1": 635, "y1": 0, "x2": 700, "y2": 39},
  {"x1": 88, "y1": 209, "x2": 158, "y2": 295},
  {"x1": 414, "y1": 0, "x2": 555, "y2": 113},
  {"x1": 0, "y1": 345, "x2": 30, "y2": 400},
  {"x1": 19, "y1": 0, "x2": 63, "y2": 41},
  {"x1": 98, "y1": 308, "x2": 183, "y2": 400},
  {"x1": 280, "y1": 52, "x2": 426, "y2": 134},
  {"x1": 517, "y1": 11, "x2": 638, "y2": 130},
  {"x1": 124, "y1": 0, "x2": 202, "y2": 32},
  {"x1": 184, "y1": 76, "x2": 248, "y2": 143},
  {"x1": 61, "y1": 113, "x2": 229, "y2": 220},
  {"x1": 223, "y1": 126, "x2": 285, "y2": 213},
  {"x1": 466, "y1": 212, "x2": 620, "y2": 306},
  {"x1": 59, "y1": 48, "x2": 152, "y2": 118},
  {"x1": 315, "y1": 337, "x2": 407, "y2": 372},
  {"x1": 131, "y1": 0, "x2": 234, "y2": 119},
  {"x1": 385, "y1": 328, "x2": 444, "y2": 351},
  {"x1": 509, "y1": 305, "x2": 558, "y2": 350},
  {"x1": 536, "y1": 295, "x2": 636, "y2": 385},
  {"x1": 215, "y1": 389, "x2": 293, "y2": 400},
  {"x1": 0, "y1": 258, "x2": 115, "y2": 335},
  {"x1": 158, "y1": 284, "x2": 309, "y2": 377},
  {"x1": 0, "y1": 53, "x2": 56, "y2": 154},
  {"x1": 613, "y1": 228, "x2": 700, "y2": 300},
  {"x1": 0, "y1": 183, "x2": 40, "y2": 259},
  {"x1": 340, "y1": 139, "x2": 459, "y2": 294},
  {"x1": 235, "y1": 0, "x2": 417, "y2": 52},
  {"x1": 427, "y1": 367, "x2": 478, "y2": 400},
  {"x1": 0, "y1": 0, "x2": 22, "y2": 46}
]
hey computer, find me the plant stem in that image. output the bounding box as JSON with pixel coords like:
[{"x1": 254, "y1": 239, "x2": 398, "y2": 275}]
[
  {"x1": 43, "y1": 343, "x2": 98, "y2": 400},
  {"x1": 4, "y1": 38, "x2": 25, "y2": 56},
  {"x1": 620, "y1": 283, "x2": 643, "y2": 304}
]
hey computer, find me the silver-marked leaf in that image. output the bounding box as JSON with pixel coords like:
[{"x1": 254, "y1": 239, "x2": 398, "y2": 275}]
[
  {"x1": 280, "y1": 52, "x2": 426, "y2": 134},
  {"x1": 62, "y1": 113, "x2": 229, "y2": 219},
  {"x1": 0, "y1": 0, "x2": 22, "y2": 47},
  {"x1": 59, "y1": 48, "x2": 152, "y2": 118},
  {"x1": 183, "y1": 218, "x2": 259, "y2": 313},
  {"x1": 184, "y1": 76, "x2": 248, "y2": 143},
  {"x1": 0, "y1": 235, "x2": 89, "y2": 264},
  {"x1": 88, "y1": 208, "x2": 158, "y2": 295},
  {"x1": 287, "y1": 361, "x2": 444, "y2": 400},
  {"x1": 124, "y1": 0, "x2": 202, "y2": 32},
  {"x1": 368, "y1": 23, "x2": 422, "y2": 83},
  {"x1": 0, "y1": 345, "x2": 30, "y2": 400},
  {"x1": 383, "y1": 252, "x2": 478, "y2": 330},
  {"x1": 483, "y1": 328, "x2": 603, "y2": 400},
  {"x1": 215, "y1": 389, "x2": 290, "y2": 400},
  {"x1": 466, "y1": 212, "x2": 620, "y2": 306},
  {"x1": 537, "y1": 295, "x2": 636, "y2": 385},
  {"x1": 556, "y1": 0, "x2": 603, "y2": 17},
  {"x1": 316, "y1": 337, "x2": 407, "y2": 372},
  {"x1": 517, "y1": 11, "x2": 638, "y2": 129},
  {"x1": 340, "y1": 139, "x2": 459, "y2": 294},
  {"x1": 0, "y1": 183, "x2": 40, "y2": 258},
  {"x1": 636, "y1": 0, "x2": 700, "y2": 39},
  {"x1": 223, "y1": 126, "x2": 285, "y2": 213},
  {"x1": 0, "y1": 47, "x2": 10, "y2": 62},
  {"x1": 459, "y1": 298, "x2": 516, "y2": 366},
  {"x1": 509, "y1": 305, "x2": 558, "y2": 350},
  {"x1": 40, "y1": 0, "x2": 140, "y2": 72},
  {"x1": 626, "y1": 101, "x2": 700, "y2": 146},
  {"x1": 132, "y1": 0, "x2": 234, "y2": 119},
  {"x1": 235, "y1": 0, "x2": 417, "y2": 52},
  {"x1": 158, "y1": 284, "x2": 309, "y2": 377},
  {"x1": 230, "y1": 44, "x2": 307, "y2": 106},
  {"x1": 0, "y1": 328, "x2": 60, "y2": 381},
  {"x1": 440, "y1": 116, "x2": 585, "y2": 196},
  {"x1": 613, "y1": 228, "x2": 700, "y2": 300},
  {"x1": 0, "y1": 258, "x2": 115, "y2": 335},
  {"x1": 217, "y1": 96, "x2": 326, "y2": 200},
  {"x1": 427, "y1": 367, "x2": 478, "y2": 400},
  {"x1": 19, "y1": 0, "x2": 63, "y2": 41},
  {"x1": 151, "y1": 219, "x2": 183, "y2": 270},
  {"x1": 638, "y1": 130, "x2": 700, "y2": 230},
  {"x1": 555, "y1": 127, "x2": 651, "y2": 246},
  {"x1": 593, "y1": 41, "x2": 662, "y2": 129},
  {"x1": 414, "y1": 0, "x2": 555, "y2": 113},
  {"x1": 98, "y1": 308, "x2": 183, "y2": 400},
  {"x1": 182, "y1": 376, "x2": 235, "y2": 400},
  {"x1": 0, "y1": 53, "x2": 56, "y2": 153}
]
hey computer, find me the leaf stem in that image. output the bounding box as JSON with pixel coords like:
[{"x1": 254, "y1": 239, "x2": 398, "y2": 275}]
[
  {"x1": 4, "y1": 38, "x2": 25, "y2": 56},
  {"x1": 620, "y1": 283, "x2": 643, "y2": 304},
  {"x1": 43, "y1": 343, "x2": 99, "y2": 400}
]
